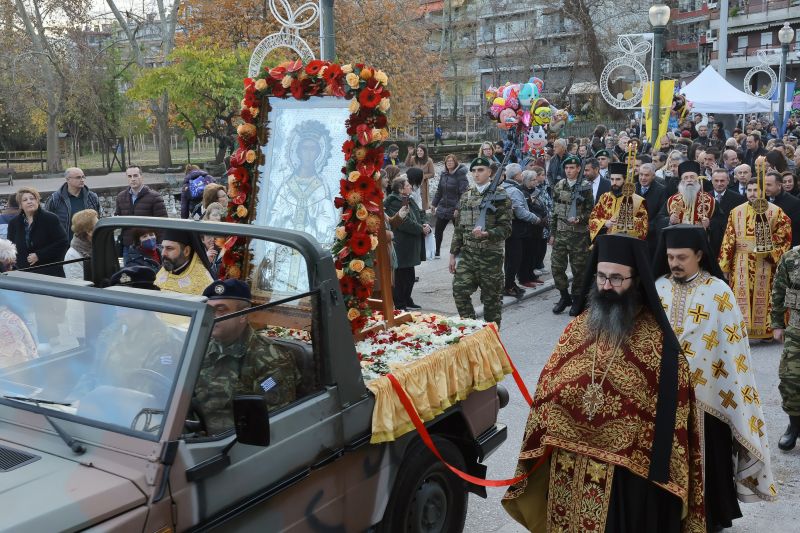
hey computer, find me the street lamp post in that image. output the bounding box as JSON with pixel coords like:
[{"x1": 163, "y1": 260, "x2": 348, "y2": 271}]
[
  {"x1": 777, "y1": 23, "x2": 795, "y2": 135},
  {"x1": 649, "y1": 4, "x2": 671, "y2": 147}
]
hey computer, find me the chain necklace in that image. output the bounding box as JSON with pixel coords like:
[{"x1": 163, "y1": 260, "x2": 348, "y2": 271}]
[{"x1": 582, "y1": 335, "x2": 624, "y2": 420}]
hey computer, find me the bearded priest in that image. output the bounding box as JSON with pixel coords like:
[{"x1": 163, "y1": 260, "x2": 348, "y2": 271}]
[
  {"x1": 664, "y1": 161, "x2": 715, "y2": 229},
  {"x1": 588, "y1": 162, "x2": 649, "y2": 242},
  {"x1": 654, "y1": 224, "x2": 777, "y2": 532},
  {"x1": 718, "y1": 178, "x2": 792, "y2": 339},
  {"x1": 503, "y1": 233, "x2": 705, "y2": 533}
]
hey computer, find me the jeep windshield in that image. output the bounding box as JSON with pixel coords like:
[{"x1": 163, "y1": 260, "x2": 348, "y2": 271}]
[{"x1": 0, "y1": 287, "x2": 193, "y2": 439}]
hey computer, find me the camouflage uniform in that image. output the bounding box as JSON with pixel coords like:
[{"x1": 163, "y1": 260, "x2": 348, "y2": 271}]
[
  {"x1": 450, "y1": 185, "x2": 512, "y2": 326},
  {"x1": 194, "y1": 326, "x2": 301, "y2": 435},
  {"x1": 550, "y1": 177, "x2": 594, "y2": 295},
  {"x1": 771, "y1": 246, "x2": 800, "y2": 416}
]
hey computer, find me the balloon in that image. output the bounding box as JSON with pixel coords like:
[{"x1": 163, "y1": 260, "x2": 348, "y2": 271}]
[
  {"x1": 532, "y1": 106, "x2": 552, "y2": 126},
  {"x1": 506, "y1": 97, "x2": 519, "y2": 110},
  {"x1": 489, "y1": 104, "x2": 502, "y2": 118},
  {"x1": 493, "y1": 97, "x2": 505, "y2": 107},
  {"x1": 485, "y1": 87, "x2": 498, "y2": 101},
  {"x1": 531, "y1": 77, "x2": 544, "y2": 94},
  {"x1": 499, "y1": 108, "x2": 517, "y2": 124},
  {"x1": 521, "y1": 110, "x2": 531, "y2": 127},
  {"x1": 502, "y1": 83, "x2": 520, "y2": 100}
]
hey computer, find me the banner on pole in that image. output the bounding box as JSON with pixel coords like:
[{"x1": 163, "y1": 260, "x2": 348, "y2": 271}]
[{"x1": 642, "y1": 80, "x2": 675, "y2": 151}]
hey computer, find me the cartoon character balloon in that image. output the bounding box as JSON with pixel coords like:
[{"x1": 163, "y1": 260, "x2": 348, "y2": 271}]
[
  {"x1": 548, "y1": 107, "x2": 570, "y2": 135},
  {"x1": 525, "y1": 126, "x2": 548, "y2": 155}
]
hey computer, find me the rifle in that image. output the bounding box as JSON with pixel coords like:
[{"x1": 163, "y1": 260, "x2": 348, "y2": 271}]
[
  {"x1": 475, "y1": 130, "x2": 519, "y2": 231},
  {"x1": 566, "y1": 164, "x2": 585, "y2": 221}
]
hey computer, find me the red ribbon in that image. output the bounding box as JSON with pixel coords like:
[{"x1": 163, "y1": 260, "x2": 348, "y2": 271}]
[{"x1": 385, "y1": 328, "x2": 543, "y2": 488}]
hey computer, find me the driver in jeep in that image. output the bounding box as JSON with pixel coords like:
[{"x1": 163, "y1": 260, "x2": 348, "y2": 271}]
[{"x1": 193, "y1": 280, "x2": 301, "y2": 435}]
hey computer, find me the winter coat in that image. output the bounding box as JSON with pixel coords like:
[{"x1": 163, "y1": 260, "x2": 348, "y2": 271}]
[
  {"x1": 432, "y1": 164, "x2": 469, "y2": 220},
  {"x1": 43, "y1": 183, "x2": 101, "y2": 238},
  {"x1": 7, "y1": 208, "x2": 69, "y2": 277},
  {"x1": 115, "y1": 186, "x2": 168, "y2": 246},
  {"x1": 181, "y1": 170, "x2": 213, "y2": 219},
  {"x1": 384, "y1": 193, "x2": 426, "y2": 269},
  {"x1": 404, "y1": 154, "x2": 436, "y2": 210}
]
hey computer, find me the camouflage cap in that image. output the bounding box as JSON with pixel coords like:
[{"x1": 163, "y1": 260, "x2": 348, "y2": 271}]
[
  {"x1": 470, "y1": 156, "x2": 492, "y2": 170},
  {"x1": 203, "y1": 279, "x2": 251, "y2": 302},
  {"x1": 562, "y1": 154, "x2": 582, "y2": 168}
]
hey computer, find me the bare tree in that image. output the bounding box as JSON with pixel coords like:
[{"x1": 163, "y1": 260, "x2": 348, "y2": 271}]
[{"x1": 105, "y1": 0, "x2": 181, "y2": 168}]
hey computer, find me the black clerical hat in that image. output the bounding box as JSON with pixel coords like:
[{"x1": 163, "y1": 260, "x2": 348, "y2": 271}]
[
  {"x1": 678, "y1": 160, "x2": 701, "y2": 177},
  {"x1": 608, "y1": 163, "x2": 628, "y2": 177},
  {"x1": 652, "y1": 224, "x2": 725, "y2": 280}
]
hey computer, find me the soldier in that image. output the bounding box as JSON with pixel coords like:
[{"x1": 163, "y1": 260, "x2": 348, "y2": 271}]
[
  {"x1": 449, "y1": 156, "x2": 512, "y2": 326},
  {"x1": 194, "y1": 279, "x2": 301, "y2": 435},
  {"x1": 771, "y1": 246, "x2": 800, "y2": 451},
  {"x1": 550, "y1": 154, "x2": 594, "y2": 316}
]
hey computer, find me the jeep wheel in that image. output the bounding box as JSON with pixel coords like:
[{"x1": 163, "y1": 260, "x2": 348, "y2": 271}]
[{"x1": 378, "y1": 437, "x2": 468, "y2": 533}]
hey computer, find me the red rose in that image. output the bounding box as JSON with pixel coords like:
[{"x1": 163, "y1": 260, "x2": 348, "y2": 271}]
[
  {"x1": 240, "y1": 108, "x2": 253, "y2": 123},
  {"x1": 340, "y1": 276, "x2": 354, "y2": 295},
  {"x1": 350, "y1": 232, "x2": 371, "y2": 256},
  {"x1": 305, "y1": 60, "x2": 326, "y2": 76}
]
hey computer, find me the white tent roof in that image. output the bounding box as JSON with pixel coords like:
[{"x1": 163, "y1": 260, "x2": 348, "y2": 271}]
[{"x1": 680, "y1": 66, "x2": 773, "y2": 114}]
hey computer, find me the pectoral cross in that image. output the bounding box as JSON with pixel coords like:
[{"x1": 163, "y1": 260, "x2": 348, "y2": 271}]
[{"x1": 583, "y1": 383, "x2": 604, "y2": 420}]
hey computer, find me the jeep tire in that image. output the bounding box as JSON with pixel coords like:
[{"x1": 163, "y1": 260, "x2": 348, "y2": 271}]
[{"x1": 378, "y1": 437, "x2": 468, "y2": 533}]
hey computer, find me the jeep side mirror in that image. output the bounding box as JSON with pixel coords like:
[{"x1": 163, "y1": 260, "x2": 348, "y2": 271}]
[{"x1": 233, "y1": 395, "x2": 270, "y2": 447}]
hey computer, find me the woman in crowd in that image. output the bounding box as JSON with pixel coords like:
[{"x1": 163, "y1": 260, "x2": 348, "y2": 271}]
[
  {"x1": 201, "y1": 234, "x2": 223, "y2": 279},
  {"x1": 590, "y1": 125, "x2": 606, "y2": 153},
  {"x1": 202, "y1": 202, "x2": 226, "y2": 222},
  {"x1": 406, "y1": 168, "x2": 424, "y2": 211},
  {"x1": 479, "y1": 141, "x2": 501, "y2": 165},
  {"x1": 520, "y1": 167, "x2": 552, "y2": 283},
  {"x1": 7, "y1": 187, "x2": 68, "y2": 277},
  {"x1": 0, "y1": 238, "x2": 15, "y2": 272},
  {"x1": 431, "y1": 154, "x2": 468, "y2": 258},
  {"x1": 192, "y1": 183, "x2": 228, "y2": 220},
  {"x1": 782, "y1": 171, "x2": 800, "y2": 197},
  {"x1": 125, "y1": 227, "x2": 161, "y2": 271},
  {"x1": 404, "y1": 144, "x2": 435, "y2": 210},
  {"x1": 383, "y1": 176, "x2": 430, "y2": 311},
  {"x1": 63, "y1": 209, "x2": 98, "y2": 280},
  {"x1": 384, "y1": 165, "x2": 401, "y2": 197},
  {"x1": 765, "y1": 150, "x2": 788, "y2": 173}
]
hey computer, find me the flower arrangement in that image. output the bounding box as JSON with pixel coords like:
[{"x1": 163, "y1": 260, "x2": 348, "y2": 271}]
[
  {"x1": 225, "y1": 60, "x2": 390, "y2": 334},
  {"x1": 356, "y1": 313, "x2": 487, "y2": 381}
]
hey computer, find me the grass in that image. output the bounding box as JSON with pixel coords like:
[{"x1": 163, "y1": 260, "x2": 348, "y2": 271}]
[{"x1": 6, "y1": 146, "x2": 219, "y2": 173}]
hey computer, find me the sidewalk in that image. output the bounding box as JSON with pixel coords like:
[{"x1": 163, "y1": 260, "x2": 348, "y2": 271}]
[{"x1": 411, "y1": 225, "x2": 561, "y2": 317}]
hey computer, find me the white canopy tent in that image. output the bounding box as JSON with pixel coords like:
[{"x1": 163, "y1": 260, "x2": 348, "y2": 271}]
[{"x1": 680, "y1": 66, "x2": 773, "y2": 114}]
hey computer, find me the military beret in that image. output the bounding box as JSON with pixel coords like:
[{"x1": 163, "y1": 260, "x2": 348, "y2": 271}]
[
  {"x1": 203, "y1": 279, "x2": 251, "y2": 302},
  {"x1": 470, "y1": 156, "x2": 492, "y2": 170},
  {"x1": 594, "y1": 149, "x2": 612, "y2": 159},
  {"x1": 562, "y1": 154, "x2": 582, "y2": 168},
  {"x1": 110, "y1": 266, "x2": 159, "y2": 291}
]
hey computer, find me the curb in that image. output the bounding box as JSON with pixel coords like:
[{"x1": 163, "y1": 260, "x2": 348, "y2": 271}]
[{"x1": 474, "y1": 273, "x2": 572, "y2": 319}]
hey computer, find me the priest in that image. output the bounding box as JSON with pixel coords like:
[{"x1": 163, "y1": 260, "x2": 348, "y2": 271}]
[
  {"x1": 718, "y1": 178, "x2": 792, "y2": 339},
  {"x1": 654, "y1": 225, "x2": 777, "y2": 531},
  {"x1": 503, "y1": 233, "x2": 705, "y2": 533},
  {"x1": 663, "y1": 161, "x2": 715, "y2": 228},
  {"x1": 588, "y1": 162, "x2": 649, "y2": 241},
  {"x1": 154, "y1": 229, "x2": 214, "y2": 295}
]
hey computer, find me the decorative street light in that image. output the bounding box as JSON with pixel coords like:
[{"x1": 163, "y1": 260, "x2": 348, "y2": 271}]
[
  {"x1": 649, "y1": 3, "x2": 671, "y2": 146},
  {"x1": 777, "y1": 22, "x2": 795, "y2": 135}
]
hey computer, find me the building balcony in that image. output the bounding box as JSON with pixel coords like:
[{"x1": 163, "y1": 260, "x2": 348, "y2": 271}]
[
  {"x1": 665, "y1": 34, "x2": 708, "y2": 52},
  {"x1": 709, "y1": 43, "x2": 800, "y2": 69},
  {"x1": 708, "y1": 0, "x2": 800, "y2": 27}
]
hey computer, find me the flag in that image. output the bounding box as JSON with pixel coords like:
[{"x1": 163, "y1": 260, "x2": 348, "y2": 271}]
[{"x1": 642, "y1": 80, "x2": 676, "y2": 151}]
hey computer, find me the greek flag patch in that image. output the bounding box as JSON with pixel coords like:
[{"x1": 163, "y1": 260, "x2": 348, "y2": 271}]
[{"x1": 260, "y1": 377, "x2": 277, "y2": 392}]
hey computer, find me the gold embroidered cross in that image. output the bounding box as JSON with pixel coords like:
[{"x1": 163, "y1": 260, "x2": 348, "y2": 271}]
[
  {"x1": 687, "y1": 304, "x2": 710, "y2": 323},
  {"x1": 741, "y1": 385, "x2": 756, "y2": 404},
  {"x1": 714, "y1": 292, "x2": 734, "y2": 312},
  {"x1": 680, "y1": 340, "x2": 696, "y2": 358},
  {"x1": 719, "y1": 389, "x2": 738, "y2": 409},
  {"x1": 702, "y1": 330, "x2": 719, "y2": 351},
  {"x1": 691, "y1": 368, "x2": 708, "y2": 386},
  {"x1": 711, "y1": 359, "x2": 729, "y2": 379},
  {"x1": 724, "y1": 324, "x2": 741, "y2": 343},
  {"x1": 749, "y1": 416, "x2": 765, "y2": 437},
  {"x1": 586, "y1": 461, "x2": 607, "y2": 483},
  {"x1": 735, "y1": 354, "x2": 749, "y2": 373}
]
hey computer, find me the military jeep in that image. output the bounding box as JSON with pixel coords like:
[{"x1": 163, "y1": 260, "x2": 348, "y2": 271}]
[{"x1": 0, "y1": 217, "x2": 507, "y2": 532}]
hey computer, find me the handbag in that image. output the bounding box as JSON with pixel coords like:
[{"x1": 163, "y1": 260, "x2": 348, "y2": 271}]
[{"x1": 424, "y1": 231, "x2": 436, "y2": 260}]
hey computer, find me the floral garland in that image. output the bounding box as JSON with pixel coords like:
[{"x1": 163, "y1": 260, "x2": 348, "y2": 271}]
[{"x1": 225, "y1": 60, "x2": 391, "y2": 333}]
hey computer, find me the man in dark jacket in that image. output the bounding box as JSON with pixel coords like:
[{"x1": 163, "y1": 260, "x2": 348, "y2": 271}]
[
  {"x1": 636, "y1": 163, "x2": 667, "y2": 254},
  {"x1": 501, "y1": 163, "x2": 542, "y2": 297},
  {"x1": 766, "y1": 171, "x2": 800, "y2": 247},
  {"x1": 546, "y1": 139, "x2": 567, "y2": 187},
  {"x1": 44, "y1": 167, "x2": 101, "y2": 240},
  {"x1": 743, "y1": 134, "x2": 768, "y2": 173},
  {"x1": 708, "y1": 168, "x2": 746, "y2": 259},
  {"x1": 115, "y1": 166, "x2": 168, "y2": 262}
]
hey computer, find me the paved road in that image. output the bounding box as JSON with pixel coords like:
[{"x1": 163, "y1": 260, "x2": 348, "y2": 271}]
[{"x1": 459, "y1": 289, "x2": 798, "y2": 532}]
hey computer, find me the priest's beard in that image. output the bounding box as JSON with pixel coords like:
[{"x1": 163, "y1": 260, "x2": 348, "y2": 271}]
[
  {"x1": 586, "y1": 283, "x2": 640, "y2": 346},
  {"x1": 678, "y1": 181, "x2": 698, "y2": 208}
]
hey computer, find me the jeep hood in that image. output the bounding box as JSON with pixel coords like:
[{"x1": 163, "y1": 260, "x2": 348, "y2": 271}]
[{"x1": 0, "y1": 443, "x2": 146, "y2": 532}]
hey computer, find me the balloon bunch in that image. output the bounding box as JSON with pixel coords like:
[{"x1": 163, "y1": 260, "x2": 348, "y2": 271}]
[
  {"x1": 668, "y1": 93, "x2": 693, "y2": 131},
  {"x1": 486, "y1": 77, "x2": 573, "y2": 138}
]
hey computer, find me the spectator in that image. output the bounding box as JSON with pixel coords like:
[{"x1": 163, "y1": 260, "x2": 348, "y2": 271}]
[
  {"x1": 786, "y1": 145, "x2": 796, "y2": 172},
  {"x1": 202, "y1": 202, "x2": 226, "y2": 222},
  {"x1": 404, "y1": 144, "x2": 435, "y2": 210},
  {"x1": 0, "y1": 194, "x2": 19, "y2": 240},
  {"x1": 384, "y1": 176, "x2": 429, "y2": 311},
  {"x1": 115, "y1": 166, "x2": 168, "y2": 263},
  {"x1": 44, "y1": 167, "x2": 101, "y2": 240},
  {"x1": 434, "y1": 125, "x2": 443, "y2": 146},
  {"x1": 431, "y1": 154, "x2": 468, "y2": 258},
  {"x1": 201, "y1": 234, "x2": 222, "y2": 279},
  {"x1": 125, "y1": 228, "x2": 161, "y2": 272},
  {"x1": 479, "y1": 141, "x2": 501, "y2": 165},
  {"x1": 192, "y1": 183, "x2": 228, "y2": 220},
  {"x1": 765, "y1": 171, "x2": 800, "y2": 247},
  {"x1": 406, "y1": 168, "x2": 424, "y2": 210},
  {"x1": 384, "y1": 144, "x2": 401, "y2": 167},
  {"x1": 590, "y1": 125, "x2": 606, "y2": 153},
  {"x1": 782, "y1": 171, "x2": 800, "y2": 197},
  {"x1": 743, "y1": 133, "x2": 767, "y2": 172},
  {"x1": 7, "y1": 187, "x2": 68, "y2": 277},
  {"x1": 0, "y1": 239, "x2": 16, "y2": 272},
  {"x1": 766, "y1": 150, "x2": 788, "y2": 173},
  {"x1": 546, "y1": 138, "x2": 567, "y2": 187},
  {"x1": 384, "y1": 165, "x2": 401, "y2": 196},
  {"x1": 730, "y1": 164, "x2": 752, "y2": 196},
  {"x1": 501, "y1": 163, "x2": 541, "y2": 299},
  {"x1": 520, "y1": 167, "x2": 551, "y2": 285},
  {"x1": 63, "y1": 209, "x2": 98, "y2": 280},
  {"x1": 180, "y1": 164, "x2": 213, "y2": 219}
]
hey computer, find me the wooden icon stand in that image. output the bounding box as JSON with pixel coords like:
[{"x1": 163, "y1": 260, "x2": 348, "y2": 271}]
[{"x1": 354, "y1": 201, "x2": 413, "y2": 341}]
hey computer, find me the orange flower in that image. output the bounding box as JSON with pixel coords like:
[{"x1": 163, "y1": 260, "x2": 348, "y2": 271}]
[
  {"x1": 360, "y1": 68, "x2": 373, "y2": 80},
  {"x1": 366, "y1": 214, "x2": 382, "y2": 232},
  {"x1": 349, "y1": 259, "x2": 365, "y2": 272},
  {"x1": 227, "y1": 265, "x2": 241, "y2": 279},
  {"x1": 336, "y1": 269, "x2": 344, "y2": 279},
  {"x1": 237, "y1": 123, "x2": 256, "y2": 138},
  {"x1": 378, "y1": 98, "x2": 391, "y2": 112},
  {"x1": 370, "y1": 235, "x2": 379, "y2": 250},
  {"x1": 245, "y1": 150, "x2": 257, "y2": 164},
  {"x1": 254, "y1": 78, "x2": 267, "y2": 91},
  {"x1": 346, "y1": 191, "x2": 362, "y2": 206},
  {"x1": 354, "y1": 147, "x2": 367, "y2": 161},
  {"x1": 236, "y1": 205, "x2": 248, "y2": 217},
  {"x1": 347, "y1": 307, "x2": 361, "y2": 321},
  {"x1": 348, "y1": 171, "x2": 361, "y2": 182},
  {"x1": 349, "y1": 99, "x2": 360, "y2": 114},
  {"x1": 359, "y1": 267, "x2": 376, "y2": 286},
  {"x1": 335, "y1": 226, "x2": 347, "y2": 240},
  {"x1": 356, "y1": 205, "x2": 368, "y2": 220}
]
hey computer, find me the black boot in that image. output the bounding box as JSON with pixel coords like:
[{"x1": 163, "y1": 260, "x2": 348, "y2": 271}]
[
  {"x1": 569, "y1": 295, "x2": 585, "y2": 317},
  {"x1": 552, "y1": 289, "x2": 572, "y2": 314},
  {"x1": 778, "y1": 416, "x2": 800, "y2": 451}
]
